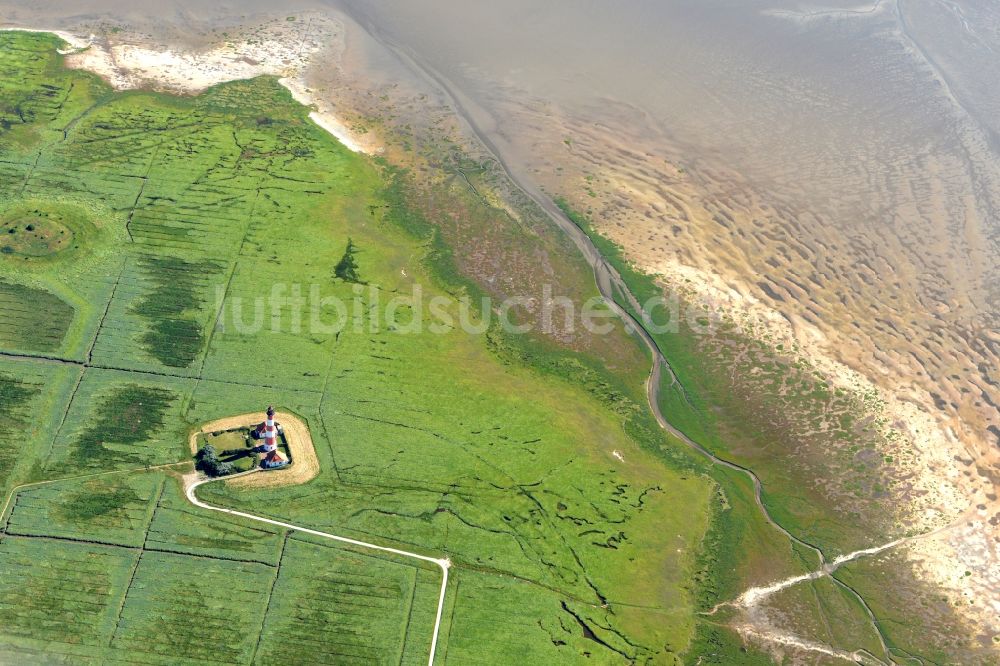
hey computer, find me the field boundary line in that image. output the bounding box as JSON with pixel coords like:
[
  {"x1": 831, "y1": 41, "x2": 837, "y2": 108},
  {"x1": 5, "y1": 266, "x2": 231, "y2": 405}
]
[
  {"x1": 86, "y1": 259, "x2": 127, "y2": 365},
  {"x1": 110, "y1": 543, "x2": 144, "y2": 647},
  {"x1": 0, "y1": 531, "x2": 280, "y2": 567},
  {"x1": 186, "y1": 474, "x2": 451, "y2": 666},
  {"x1": 15, "y1": 149, "x2": 41, "y2": 197},
  {"x1": 0, "y1": 461, "x2": 190, "y2": 533},
  {"x1": 249, "y1": 530, "x2": 288, "y2": 664},
  {"x1": 396, "y1": 566, "x2": 420, "y2": 666},
  {"x1": 197, "y1": 185, "x2": 261, "y2": 378},
  {"x1": 123, "y1": 175, "x2": 147, "y2": 242},
  {"x1": 0, "y1": 352, "x2": 325, "y2": 394},
  {"x1": 40, "y1": 364, "x2": 86, "y2": 465}
]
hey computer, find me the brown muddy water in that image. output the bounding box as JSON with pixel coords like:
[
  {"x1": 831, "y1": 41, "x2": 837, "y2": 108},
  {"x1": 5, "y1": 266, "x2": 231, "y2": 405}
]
[{"x1": 3, "y1": 0, "x2": 1000, "y2": 651}]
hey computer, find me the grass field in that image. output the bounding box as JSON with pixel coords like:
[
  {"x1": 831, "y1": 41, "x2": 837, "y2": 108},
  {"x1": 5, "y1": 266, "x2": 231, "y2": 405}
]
[{"x1": 0, "y1": 29, "x2": 723, "y2": 664}]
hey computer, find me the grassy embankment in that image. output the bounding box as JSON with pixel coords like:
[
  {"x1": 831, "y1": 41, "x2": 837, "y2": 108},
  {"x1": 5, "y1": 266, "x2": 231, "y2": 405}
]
[{"x1": 0, "y1": 30, "x2": 716, "y2": 664}]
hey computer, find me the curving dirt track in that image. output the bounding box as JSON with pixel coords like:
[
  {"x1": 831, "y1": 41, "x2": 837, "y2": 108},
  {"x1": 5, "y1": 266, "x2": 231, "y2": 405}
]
[{"x1": 184, "y1": 411, "x2": 450, "y2": 665}]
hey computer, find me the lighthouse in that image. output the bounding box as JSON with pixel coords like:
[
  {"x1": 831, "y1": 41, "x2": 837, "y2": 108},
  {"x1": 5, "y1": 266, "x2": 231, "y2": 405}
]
[{"x1": 255, "y1": 405, "x2": 288, "y2": 469}]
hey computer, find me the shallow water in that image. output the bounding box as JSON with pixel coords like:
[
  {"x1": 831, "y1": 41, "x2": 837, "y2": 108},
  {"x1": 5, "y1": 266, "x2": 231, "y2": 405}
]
[{"x1": 330, "y1": 0, "x2": 1000, "y2": 211}]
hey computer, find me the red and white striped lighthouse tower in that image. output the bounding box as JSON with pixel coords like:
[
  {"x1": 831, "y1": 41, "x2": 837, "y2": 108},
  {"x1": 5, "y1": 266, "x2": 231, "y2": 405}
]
[
  {"x1": 261, "y1": 406, "x2": 278, "y2": 453},
  {"x1": 256, "y1": 405, "x2": 287, "y2": 468}
]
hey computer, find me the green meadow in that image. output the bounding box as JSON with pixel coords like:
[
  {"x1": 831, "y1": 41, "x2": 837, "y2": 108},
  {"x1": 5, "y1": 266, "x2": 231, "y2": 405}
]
[{"x1": 0, "y1": 30, "x2": 725, "y2": 664}]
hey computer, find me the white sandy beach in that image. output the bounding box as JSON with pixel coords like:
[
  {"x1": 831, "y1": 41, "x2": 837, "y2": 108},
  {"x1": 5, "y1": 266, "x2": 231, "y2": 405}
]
[{"x1": 4, "y1": 16, "x2": 375, "y2": 155}]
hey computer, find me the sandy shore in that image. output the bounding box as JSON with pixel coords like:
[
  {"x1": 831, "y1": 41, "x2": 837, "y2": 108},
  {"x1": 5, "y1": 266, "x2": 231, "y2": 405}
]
[{"x1": 5, "y1": 15, "x2": 377, "y2": 155}]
